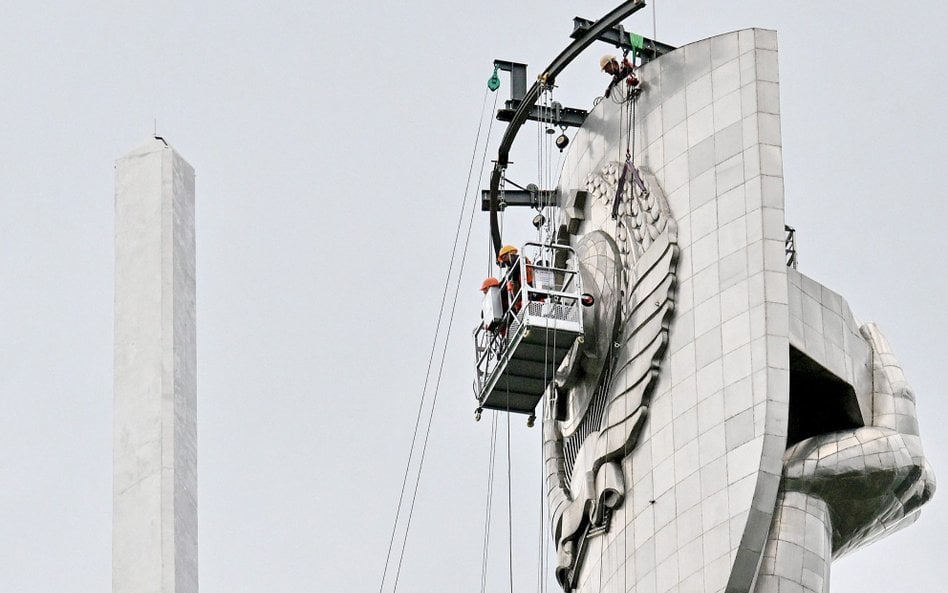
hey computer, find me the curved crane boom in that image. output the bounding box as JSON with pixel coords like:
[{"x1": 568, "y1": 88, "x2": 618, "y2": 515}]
[{"x1": 488, "y1": 0, "x2": 645, "y2": 255}]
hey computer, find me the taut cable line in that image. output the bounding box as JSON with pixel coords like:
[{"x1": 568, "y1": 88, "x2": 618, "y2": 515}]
[{"x1": 378, "y1": 88, "x2": 498, "y2": 593}]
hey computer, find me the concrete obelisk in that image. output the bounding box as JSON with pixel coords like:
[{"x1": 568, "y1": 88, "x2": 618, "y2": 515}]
[{"x1": 113, "y1": 137, "x2": 197, "y2": 593}]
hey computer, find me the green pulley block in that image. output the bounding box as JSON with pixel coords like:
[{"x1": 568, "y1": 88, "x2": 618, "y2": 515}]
[{"x1": 487, "y1": 65, "x2": 501, "y2": 92}]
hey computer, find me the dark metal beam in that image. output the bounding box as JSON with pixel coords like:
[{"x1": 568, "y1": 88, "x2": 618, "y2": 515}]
[
  {"x1": 480, "y1": 189, "x2": 559, "y2": 211},
  {"x1": 488, "y1": 0, "x2": 647, "y2": 256},
  {"x1": 570, "y1": 17, "x2": 676, "y2": 63},
  {"x1": 492, "y1": 60, "x2": 528, "y2": 103},
  {"x1": 496, "y1": 101, "x2": 588, "y2": 129}
]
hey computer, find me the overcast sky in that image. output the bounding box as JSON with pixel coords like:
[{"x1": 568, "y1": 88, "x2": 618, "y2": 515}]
[{"x1": 2, "y1": 1, "x2": 946, "y2": 592}]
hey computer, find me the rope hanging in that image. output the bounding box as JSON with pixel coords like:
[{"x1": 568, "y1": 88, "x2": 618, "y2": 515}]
[
  {"x1": 612, "y1": 46, "x2": 648, "y2": 220},
  {"x1": 378, "y1": 86, "x2": 499, "y2": 593},
  {"x1": 479, "y1": 412, "x2": 499, "y2": 593}
]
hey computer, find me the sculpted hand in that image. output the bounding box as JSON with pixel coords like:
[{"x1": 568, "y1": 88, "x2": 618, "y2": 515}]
[{"x1": 781, "y1": 322, "x2": 934, "y2": 556}]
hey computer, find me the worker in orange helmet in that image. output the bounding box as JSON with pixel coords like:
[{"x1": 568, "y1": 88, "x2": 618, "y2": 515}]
[
  {"x1": 497, "y1": 245, "x2": 534, "y2": 313},
  {"x1": 600, "y1": 54, "x2": 639, "y2": 98},
  {"x1": 480, "y1": 277, "x2": 500, "y2": 293},
  {"x1": 480, "y1": 276, "x2": 508, "y2": 335}
]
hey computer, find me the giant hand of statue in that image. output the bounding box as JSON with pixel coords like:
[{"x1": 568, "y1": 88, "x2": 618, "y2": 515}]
[
  {"x1": 544, "y1": 162, "x2": 678, "y2": 590},
  {"x1": 753, "y1": 325, "x2": 935, "y2": 593}
]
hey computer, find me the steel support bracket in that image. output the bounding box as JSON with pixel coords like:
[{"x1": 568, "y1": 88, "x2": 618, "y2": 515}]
[
  {"x1": 496, "y1": 100, "x2": 588, "y2": 129},
  {"x1": 480, "y1": 188, "x2": 559, "y2": 211},
  {"x1": 571, "y1": 16, "x2": 676, "y2": 64}
]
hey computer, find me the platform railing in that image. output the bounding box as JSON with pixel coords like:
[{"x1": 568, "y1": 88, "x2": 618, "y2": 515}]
[{"x1": 472, "y1": 243, "x2": 583, "y2": 404}]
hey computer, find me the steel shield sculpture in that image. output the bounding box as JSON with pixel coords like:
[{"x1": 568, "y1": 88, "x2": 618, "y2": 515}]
[{"x1": 543, "y1": 29, "x2": 934, "y2": 593}]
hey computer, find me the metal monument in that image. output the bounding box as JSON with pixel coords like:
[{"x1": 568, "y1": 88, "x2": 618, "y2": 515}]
[{"x1": 472, "y1": 3, "x2": 934, "y2": 593}]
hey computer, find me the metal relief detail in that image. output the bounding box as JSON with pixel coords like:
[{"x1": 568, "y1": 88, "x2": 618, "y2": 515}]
[
  {"x1": 584, "y1": 161, "x2": 674, "y2": 292},
  {"x1": 537, "y1": 28, "x2": 935, "y2": 593},
  {"x1": 546, "y1": 161, "x2": 678, "y2": 591}
]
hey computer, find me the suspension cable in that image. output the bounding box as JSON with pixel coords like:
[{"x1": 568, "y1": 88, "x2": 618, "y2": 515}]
[
  {"x1": 378, "y1": 87, "x2": 498, "y2": 593},
  {"x1": 507, "y1": 404, "x2": 514, "y2": 593},
  {"x1": 628, "y1": 53, "x2": 638, "y2": 162},
  {"x1": 479, "y1": 411, "x2": 500, "y2": 593},
  {"x1": 391, "y1": 91, "x2": 499, "y2": 591},
  {"x1": 536, "y1": 395, "x2": 547, "y2": 593}
]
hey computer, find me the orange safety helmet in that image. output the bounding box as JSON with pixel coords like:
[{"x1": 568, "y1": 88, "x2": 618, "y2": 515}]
[
  {"x1": 480, "y1": 277, "x2": 500, "y2": 292},
  {"x1": 497, "y1": 244, "x2": 518, "y2": 264}
]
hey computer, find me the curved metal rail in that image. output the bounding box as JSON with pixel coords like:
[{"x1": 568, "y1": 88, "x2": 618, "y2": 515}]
[{"x1": 487, "y1": 0, "x2": 645, "y2": 255}]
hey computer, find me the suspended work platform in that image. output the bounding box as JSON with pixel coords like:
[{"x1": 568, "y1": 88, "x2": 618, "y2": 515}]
[{"x1": 473, "y1": 243, "x2": 584, "y2": 415}]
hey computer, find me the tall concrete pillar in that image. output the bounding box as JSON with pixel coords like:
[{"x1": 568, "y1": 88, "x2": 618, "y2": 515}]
[{"x1": 113, "y1": 137, "x2": 197, "y2": 593}]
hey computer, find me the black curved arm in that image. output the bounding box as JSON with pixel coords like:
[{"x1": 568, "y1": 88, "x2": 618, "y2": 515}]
[{"x1": 488, "y1": 0, "x2": 646, "y2": 255}]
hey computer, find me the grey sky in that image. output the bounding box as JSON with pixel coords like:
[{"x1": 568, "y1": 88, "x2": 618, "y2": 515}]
[{"x1": 1, "y1": 1, "x2": 945, "y2": 592}]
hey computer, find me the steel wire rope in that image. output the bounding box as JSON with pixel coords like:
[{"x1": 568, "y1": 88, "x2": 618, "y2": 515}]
[
  {"x1": 536, "y1": 89, "x2": 543, "y2": 223},
  {"x1": 531, "y1": 91, "x2": 552, "y2": 593},
  {"x1": 545, "y1": 87, "x2": 552, "y2": 229},
  {"x1": 542, "y1": 89, "x2": 551, "y2": 243},
  {"x1": 611, "y1": 84, "x2": 627, "y2": 236},
  {"x1": 623, "y1": 446, "x2": 628, "y2": 593},
  {"x1": 545, "y1": 87, "x2": 569, "y2": 591},
  {"x1": 598, "y1": 525, "x2": 604, "y2": 590},
  {"x1": 536, "y1": 92, "x2": 563, "y2": 592},
  {"x1": 548, "y1": 87, "x2": 556, "y2": 239},
  {"x1": 539, "y1": 89, "x2": 551, "y2": 593},
  {"x1": 537, "y1": 394, "x2": 549, "y2": 593},
  {"x1": 537, "y1": 229, "x2": 549, "y2": 593},
  {"x1": 547, "y1": 112, "x2": 556, "y2": 242},
  {"x1": 537, "y1": 96, "x2": 551, "y2": 583},
  {"x1": 542, "y1": 95, "x2": 548, "y2": 242},
  {"x1": 502, "y1": 294, "x2": 515, "y2": 593},
  {"x1": 537, "y1": 427, "x2": 543, "y2": 593},
  {"x1": 535, "y1": 87, "x2": 545, "y2": 247},
  {"x1": 506, "y1": 395, "x2": 515, "y2": 593},
  {"x1": 544, "y1": 264, "x2": 561, "y2": 593},
  {"x1": 379, "y1": 87, "x2": 497, "y2": 593},
  {"x1": 479, "y1": 411, "x2": 500, "y2": 593},
  {"x1": 628, "y1": 77, "x2": 637, "y2": 161},
  {"x1": 389, "y1": 90, "x2": 501, "y2": 593},
  {"x1": 550, "y1": 142, "x2": 566, "y2": 237}
]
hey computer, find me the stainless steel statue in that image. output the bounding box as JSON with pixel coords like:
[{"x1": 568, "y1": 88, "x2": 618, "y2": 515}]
[{"x1": 543, "y1": 29, "x2": 934, "y2": 593}]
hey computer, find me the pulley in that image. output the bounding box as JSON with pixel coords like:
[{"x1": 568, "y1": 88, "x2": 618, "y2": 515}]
[
  {"x1": 555, "y1": 133, "x2": 569, "y2": 152},
  {"x1": 487, "y1": 65, "x2": 501, "y2": 92}
]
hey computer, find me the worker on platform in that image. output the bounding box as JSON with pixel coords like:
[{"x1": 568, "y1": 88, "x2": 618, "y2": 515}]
[
  {"x1": 497, "y1": 245, "x2": 534, "y2": 313},
  {"x1": 480, "y1": 277, "x2": 501, "y2": 293},
  {"x1": 480, "y1": 277, "x2": 508, "y2": 335},
  {"x1": 481, "y1": 277, "x2": 508, "y2": 311},
  {"x1": 601, "y1": 54, "x2": 639, "y2": 99}
]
